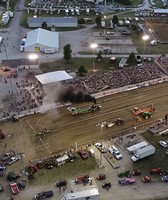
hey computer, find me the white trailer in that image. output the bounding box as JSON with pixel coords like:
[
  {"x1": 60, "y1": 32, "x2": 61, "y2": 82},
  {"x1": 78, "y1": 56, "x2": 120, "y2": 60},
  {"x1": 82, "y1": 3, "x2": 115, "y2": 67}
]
[
  {"x1": 55, "y1": 155, "x2": 69, "y2": 167},
  {"x1": 61, "y1": 188, "x2": 100, "y2": 200},
  {"x1": 131, "y1": 145, "x2": 155, "y2": 162},
  {"x1": 127, "y1": 141, "x2": 148, "y2": 153}
]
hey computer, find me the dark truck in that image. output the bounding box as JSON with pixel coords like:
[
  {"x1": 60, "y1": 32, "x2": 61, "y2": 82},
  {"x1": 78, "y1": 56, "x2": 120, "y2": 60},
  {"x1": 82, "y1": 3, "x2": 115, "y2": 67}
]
[{"x1": 34, "y1": 191, "x2": 54, "y2": 199}]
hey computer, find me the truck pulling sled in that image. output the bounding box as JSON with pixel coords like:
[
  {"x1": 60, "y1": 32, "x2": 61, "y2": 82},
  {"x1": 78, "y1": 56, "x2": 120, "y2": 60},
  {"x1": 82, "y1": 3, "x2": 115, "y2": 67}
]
[{"x1": 67, "y1": 105, "x2": 101, "y2": 115}]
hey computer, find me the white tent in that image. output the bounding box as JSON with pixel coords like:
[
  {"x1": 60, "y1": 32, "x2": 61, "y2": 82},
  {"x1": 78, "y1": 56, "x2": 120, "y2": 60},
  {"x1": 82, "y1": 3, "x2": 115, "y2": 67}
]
[
  {"x1": 24, "y1": 28, "x2": 59, "y2": 53},
  {"x1": 35, "y1": 71, "x2": 73, "y2": 85}
]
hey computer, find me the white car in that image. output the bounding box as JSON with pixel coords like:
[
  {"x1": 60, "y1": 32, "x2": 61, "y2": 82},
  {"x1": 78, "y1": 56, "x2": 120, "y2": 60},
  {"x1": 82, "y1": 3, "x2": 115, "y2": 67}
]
[{"x1": 159, "y1": 141, "x2": 168, "y2": 148}]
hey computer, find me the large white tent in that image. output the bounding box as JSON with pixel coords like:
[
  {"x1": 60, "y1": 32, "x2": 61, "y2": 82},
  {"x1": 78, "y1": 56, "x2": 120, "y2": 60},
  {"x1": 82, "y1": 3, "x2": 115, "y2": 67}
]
[
  {"x1": 24, "y1": 28, "x2": 59, "y2": 53},
  {"x1": 35, "y1": 71, "x2": 73, "y2": 85}
]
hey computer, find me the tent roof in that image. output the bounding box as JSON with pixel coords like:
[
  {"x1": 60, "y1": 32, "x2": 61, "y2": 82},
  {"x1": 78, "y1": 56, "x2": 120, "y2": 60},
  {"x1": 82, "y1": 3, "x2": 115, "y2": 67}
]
[
  {"x1": 35, "y1": 71, "x2": 73, "y2": 85},
  {"x1": 25, "y1": 28, "x2": 59, "y2": 48}
]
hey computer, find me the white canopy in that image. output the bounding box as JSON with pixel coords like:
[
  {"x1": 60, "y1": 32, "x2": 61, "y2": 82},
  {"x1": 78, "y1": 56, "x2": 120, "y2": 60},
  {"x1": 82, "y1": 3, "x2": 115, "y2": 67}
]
[{"x1": 35, "y1": 71, "x2": 73, "y2": 85}]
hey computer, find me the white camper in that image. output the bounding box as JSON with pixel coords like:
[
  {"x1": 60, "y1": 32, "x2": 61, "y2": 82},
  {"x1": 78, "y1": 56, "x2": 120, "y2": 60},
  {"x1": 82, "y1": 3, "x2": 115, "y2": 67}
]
[{"x1": 61, "y1": 188, "x2": 100, "y2": 200}]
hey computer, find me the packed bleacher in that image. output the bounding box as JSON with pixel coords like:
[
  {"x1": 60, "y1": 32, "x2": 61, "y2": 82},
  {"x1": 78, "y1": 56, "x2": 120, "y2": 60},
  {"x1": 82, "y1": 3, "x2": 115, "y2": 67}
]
[
  {"x1": 157, "y1": 55, "x2": 168, "y2": 74},
  {"x1": 62, "y1": 61, "x2": 165, "y2": 94}
]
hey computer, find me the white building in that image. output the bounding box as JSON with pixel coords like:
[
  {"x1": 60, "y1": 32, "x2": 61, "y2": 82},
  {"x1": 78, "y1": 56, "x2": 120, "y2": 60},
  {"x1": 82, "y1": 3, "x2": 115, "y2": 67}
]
[
  {"x1": 23, "y1": 28, "x2": 59, "y2": 53},
  {"x1": 28, "y1": 17, "x2": 78, "y2": 28}
]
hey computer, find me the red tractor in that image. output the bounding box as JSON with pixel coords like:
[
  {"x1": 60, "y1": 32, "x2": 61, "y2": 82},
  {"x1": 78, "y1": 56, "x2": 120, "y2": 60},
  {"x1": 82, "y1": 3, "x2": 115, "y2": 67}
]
[
  {"x1": 142, "y1": 176, "x2": 151, "y2": 183},
  {"x1": 150, "y1": 168, "x2": 163, "y2": 175}
]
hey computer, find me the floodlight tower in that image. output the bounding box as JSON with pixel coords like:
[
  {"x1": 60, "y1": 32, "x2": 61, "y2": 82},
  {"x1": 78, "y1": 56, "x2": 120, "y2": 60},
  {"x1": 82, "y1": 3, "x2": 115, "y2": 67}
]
[
  {"x1": 112, "y1": 0, "x2": 115, "y2": 11},
  {"x1": 104, "y1": 0, "x2": 106, "y2": 15}
]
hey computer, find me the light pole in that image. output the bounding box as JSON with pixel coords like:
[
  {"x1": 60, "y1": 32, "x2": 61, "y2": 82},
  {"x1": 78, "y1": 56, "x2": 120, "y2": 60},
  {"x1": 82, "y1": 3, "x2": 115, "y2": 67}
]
[
  {"x1": 29, "y1": 54, "x2": 38, "y2": 74},
  {"x1": 99, "y1": 124, "x2": 104, "y2": 167},
  {"x1": 142, "y1": 34, "x2": 149, "y2": 55},
  {"x1": 90, "y1": 43, "x2": 98, "y2": 71}
]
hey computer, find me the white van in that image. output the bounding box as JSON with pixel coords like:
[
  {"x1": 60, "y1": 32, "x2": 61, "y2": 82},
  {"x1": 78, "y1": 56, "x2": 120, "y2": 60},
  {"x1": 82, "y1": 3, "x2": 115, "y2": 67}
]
[{"x1": 89, "y1": 149, "x2": 95, "y2": 157}]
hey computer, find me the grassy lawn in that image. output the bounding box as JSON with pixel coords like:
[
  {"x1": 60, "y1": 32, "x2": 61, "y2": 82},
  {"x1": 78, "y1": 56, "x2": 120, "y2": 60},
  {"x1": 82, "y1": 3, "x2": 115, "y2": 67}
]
[
  {"x1": 29, "y1": 156, "x2": 97, "y2": 186},
  {"x1": 40, "y1": 57, "x2": 120, "y2": 73},
  {"x1": 133, "y1": 131, "x2": 168, "y2": 174}
]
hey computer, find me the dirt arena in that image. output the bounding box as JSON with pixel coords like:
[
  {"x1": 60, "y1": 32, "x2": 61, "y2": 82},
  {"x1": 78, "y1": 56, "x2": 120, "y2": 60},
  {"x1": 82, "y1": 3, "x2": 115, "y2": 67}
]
[
  {"x1": 0, "y1": 81, "x2": 168, "y2": 162},
  {"x1": 148, "y1": 21, "x2": 168, "y2": 43}
]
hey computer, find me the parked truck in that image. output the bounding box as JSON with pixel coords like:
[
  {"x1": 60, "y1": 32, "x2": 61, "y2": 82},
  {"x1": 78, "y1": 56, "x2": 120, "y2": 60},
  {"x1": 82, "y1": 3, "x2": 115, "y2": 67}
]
[
  {"x1": 61, "y1": 188, "x2": 100, "y2": 200},
  {"x1": 131, "y1": 145, "x2": 155, "y2": 162},
  {"x1": 127, "y1": 141, "x2": 148, "y2": 154}
]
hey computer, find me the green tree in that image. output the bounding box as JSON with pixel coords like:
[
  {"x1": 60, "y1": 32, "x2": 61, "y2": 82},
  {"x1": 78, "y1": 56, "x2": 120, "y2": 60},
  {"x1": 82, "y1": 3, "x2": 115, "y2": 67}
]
[
  {"x1": 78, "y1": 65, "x2": 87, "y2": 76},
  {"x1": 112, "y1": 15, "x2": 119, "y2": 25},
  {"x1": 127, "y1": 52, "x2": 136, "y2": 64},
  {"x1": 63, "y1": 44, "x2": 72, "y2": 62},
  {"x1": 95, "y1": 15, "x2": 102, "y2": 27},
  {"x1": 42, "y1": 21, "x2": 47, "y2": 28},
  {"x1": 78, "y1": 18, "x2": 85, "y2": 24}
]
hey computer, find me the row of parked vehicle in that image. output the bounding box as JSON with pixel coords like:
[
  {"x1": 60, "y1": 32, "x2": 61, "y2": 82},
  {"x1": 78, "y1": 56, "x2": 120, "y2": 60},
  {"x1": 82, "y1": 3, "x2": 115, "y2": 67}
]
[{"x1": 95, "y1": 143, "x2": 123, "y2": 160}]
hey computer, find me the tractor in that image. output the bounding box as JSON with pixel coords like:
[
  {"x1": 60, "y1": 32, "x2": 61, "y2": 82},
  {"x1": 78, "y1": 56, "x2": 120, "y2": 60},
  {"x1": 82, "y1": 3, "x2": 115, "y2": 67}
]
[{"x1": 115, "y1": 118, "x2": 124, "y2": 125}]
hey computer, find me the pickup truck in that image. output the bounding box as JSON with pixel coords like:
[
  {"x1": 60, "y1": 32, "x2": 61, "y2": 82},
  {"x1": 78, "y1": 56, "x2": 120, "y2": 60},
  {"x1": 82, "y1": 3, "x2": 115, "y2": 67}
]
[
  {"x1": 34, "y1": 191, "x2": 54, "y2": 199},
  {"x1": 10, "y1": 182, "x2": 19, "y2": 194},
  {"x1": 0, "y1": 165, "x2": 5, "y2": 176}
]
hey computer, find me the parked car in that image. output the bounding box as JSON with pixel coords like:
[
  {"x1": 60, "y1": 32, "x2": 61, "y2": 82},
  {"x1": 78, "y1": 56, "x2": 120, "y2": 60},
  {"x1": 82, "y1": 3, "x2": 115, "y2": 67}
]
[
  {"x1": 118, "y1": 170, "x2": 131, "y2": 178},
  {"x1": 17, "y1": 180, "x2": 25, "y2": 190},
  {"x1": 102, "y1": 182, "x2": 112, "y2": 189},
  {"x1": 161, "y1": 175, "x2": 168, "y2": 183},
  {"x1": 34, "y1": 191, "x2": 54, "y2": 199},
  {"x1": 10, "y1": 182, "x2": 19, "y2": 194},
  {"x1": 159, "y1": 141, "x2": 168, "y2": 148},
  {"x1": 56, "y1": 180, "x2": 67, "y2": 187},
  {"x1": 132, "y1": 169, "x2": 141, "y2": 176},
  {"x1": 118, "y1": 178, "x2": 136, "y2": 185},
  {"x1": 96, "y1": 174, "x2": 106, "y2": 180},
  {"x1": 150, "y1": 168, "x2": 163, "y2": 175},
  {"x1": 142, "y1": 176, "x2": 151, "y2": 183},
  {"x1": 78, "y1": 150, "x2": 88, "y2": 160},
  {"x1": 0, "y1": 184, "x2": 4, "y2": 192}
]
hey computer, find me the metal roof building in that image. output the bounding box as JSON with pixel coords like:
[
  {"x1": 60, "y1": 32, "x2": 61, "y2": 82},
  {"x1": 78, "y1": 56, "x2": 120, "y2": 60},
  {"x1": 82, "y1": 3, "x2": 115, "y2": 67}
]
[
  {"x1": 24, "y1": 28, "x2": 59, "y2": 53},
  {"x1": 35, "y1": 71, "x2": 73, "y2": 85},
  {"x1": 28, "y1": 17, "x2": 78, "y2": 28},
  {"x1": 153, "y1": 9, "x2": 168, "y2": 15}
]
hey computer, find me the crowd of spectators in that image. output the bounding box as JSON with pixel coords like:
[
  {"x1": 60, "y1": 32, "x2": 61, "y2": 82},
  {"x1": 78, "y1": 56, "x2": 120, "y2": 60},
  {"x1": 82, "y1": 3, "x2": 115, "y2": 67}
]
[
  {"x1": 157, "y1": 55, "x2": 168, "y2": 74},
  {"x1": 2, "y1": 70, "x2": 44, "y2": 118},
  {"x1": 62, "y1": 60, "x2": 165, "y2": 94}
]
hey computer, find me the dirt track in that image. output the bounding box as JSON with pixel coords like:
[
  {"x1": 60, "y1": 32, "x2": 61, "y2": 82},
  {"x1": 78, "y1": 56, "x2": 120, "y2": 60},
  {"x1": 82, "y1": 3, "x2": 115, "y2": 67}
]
[{"x1": 1, "y1": 81, "x2": 168, "y2": 162}]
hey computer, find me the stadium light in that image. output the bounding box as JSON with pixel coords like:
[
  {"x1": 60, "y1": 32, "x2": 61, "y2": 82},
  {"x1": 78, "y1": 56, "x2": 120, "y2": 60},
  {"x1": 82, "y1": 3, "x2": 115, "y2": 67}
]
[
  {"x1": 142, "y1": 34, "x2": 149, "y2": 55},
  {"x1": 90, "y1": 43, "x2": 98, "y2": 70}
]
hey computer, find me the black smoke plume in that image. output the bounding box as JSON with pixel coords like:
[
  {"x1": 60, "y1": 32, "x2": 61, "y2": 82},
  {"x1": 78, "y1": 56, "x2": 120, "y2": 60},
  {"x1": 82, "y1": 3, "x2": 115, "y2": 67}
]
[{"x1": 59, "y1": 85, "x2": 96, "y2": 104}]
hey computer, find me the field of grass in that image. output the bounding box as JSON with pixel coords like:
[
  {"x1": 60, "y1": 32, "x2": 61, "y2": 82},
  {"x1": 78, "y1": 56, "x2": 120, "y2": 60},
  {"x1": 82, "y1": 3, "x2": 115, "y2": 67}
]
[{"x1": 40, "y1": 57, "x2": 120, "y2": 73}]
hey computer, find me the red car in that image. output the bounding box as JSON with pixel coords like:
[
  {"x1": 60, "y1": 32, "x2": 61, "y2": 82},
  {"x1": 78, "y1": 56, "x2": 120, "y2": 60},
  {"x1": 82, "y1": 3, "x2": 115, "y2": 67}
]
[
  {"x1": 78, "y1": 150, "x2": 88, "y2": 160},
  {"x1": 10, "y1": 182, "x2": 19, "y2": 194}
]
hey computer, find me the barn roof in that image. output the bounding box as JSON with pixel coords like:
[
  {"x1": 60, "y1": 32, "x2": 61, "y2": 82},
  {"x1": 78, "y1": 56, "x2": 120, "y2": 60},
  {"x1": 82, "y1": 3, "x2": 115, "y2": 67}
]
[{"x1": 24, "y1": 28, "x2": 59, "y2": 48}]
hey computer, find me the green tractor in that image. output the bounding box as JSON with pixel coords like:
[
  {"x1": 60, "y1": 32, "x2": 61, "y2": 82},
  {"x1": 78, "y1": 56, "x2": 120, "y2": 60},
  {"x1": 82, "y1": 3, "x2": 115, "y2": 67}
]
[
  {"x1": 118, "y1": 170, "x2": 131, "y2": 178},
  {"x1": 142, "y1": 112, "x2": 152, "y2": 119}
]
